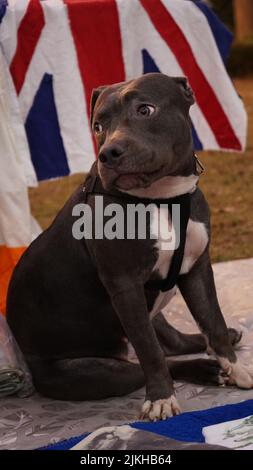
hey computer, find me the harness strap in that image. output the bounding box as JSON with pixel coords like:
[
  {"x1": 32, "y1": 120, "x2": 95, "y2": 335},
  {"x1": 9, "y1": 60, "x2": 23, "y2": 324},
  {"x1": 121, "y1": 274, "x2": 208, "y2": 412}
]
[
  {"x1": 83, "y1": 173, "x2": 192, "y2": 292},
  {"x1": 145, "y1": 192, "x2": 190, "y2": 292}
]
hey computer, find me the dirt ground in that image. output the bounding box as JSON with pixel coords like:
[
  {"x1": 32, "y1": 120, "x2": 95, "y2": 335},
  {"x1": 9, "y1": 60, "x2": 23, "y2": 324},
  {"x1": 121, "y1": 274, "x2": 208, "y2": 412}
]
[{"x1": 29, "y1": 77, "x2": 253, "y2": 263}]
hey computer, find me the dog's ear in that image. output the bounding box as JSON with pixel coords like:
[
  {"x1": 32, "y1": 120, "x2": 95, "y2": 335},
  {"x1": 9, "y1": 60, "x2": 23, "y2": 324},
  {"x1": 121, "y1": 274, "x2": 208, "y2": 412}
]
[
  {"x1": 173, "y1": 77, "x2": 195, "y2": 106},
  {"x1": 90, "y1": 86, "x2": 107, "y2": 125}
]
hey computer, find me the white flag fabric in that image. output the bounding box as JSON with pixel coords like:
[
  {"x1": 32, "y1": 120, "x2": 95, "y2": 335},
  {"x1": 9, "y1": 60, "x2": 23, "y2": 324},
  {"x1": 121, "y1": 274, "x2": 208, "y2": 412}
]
[{"x1": 0, "y1": 47, "x2": 40, "y2": 313}]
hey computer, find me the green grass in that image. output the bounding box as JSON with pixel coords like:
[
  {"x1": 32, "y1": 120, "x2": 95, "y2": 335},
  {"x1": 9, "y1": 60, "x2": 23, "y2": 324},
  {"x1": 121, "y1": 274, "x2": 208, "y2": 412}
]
[{"x1": 29, "y1": 77, "x2": 253, "y2": 264}]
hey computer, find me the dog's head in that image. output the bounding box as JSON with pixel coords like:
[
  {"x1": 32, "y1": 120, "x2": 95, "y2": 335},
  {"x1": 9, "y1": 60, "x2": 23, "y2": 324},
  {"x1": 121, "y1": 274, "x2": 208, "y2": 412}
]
[{"x1": 90, "y1": 73, "x2": 195, "y2": 191}]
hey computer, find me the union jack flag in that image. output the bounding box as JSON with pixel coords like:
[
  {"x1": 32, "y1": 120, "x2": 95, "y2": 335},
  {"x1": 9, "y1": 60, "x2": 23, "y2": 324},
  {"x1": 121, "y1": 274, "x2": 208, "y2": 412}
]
[{"x1": 0, "y1": 0, "x2": 247, "y2": 184}]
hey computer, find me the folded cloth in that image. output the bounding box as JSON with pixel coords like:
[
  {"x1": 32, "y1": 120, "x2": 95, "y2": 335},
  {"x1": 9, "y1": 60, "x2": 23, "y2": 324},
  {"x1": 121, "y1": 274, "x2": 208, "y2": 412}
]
[
  {"x1": 203, "y1": 415, "x2": 253, "y2": 450},
  {"x1": 0, "y1": 312, "x2": 34, "y2": 398}
]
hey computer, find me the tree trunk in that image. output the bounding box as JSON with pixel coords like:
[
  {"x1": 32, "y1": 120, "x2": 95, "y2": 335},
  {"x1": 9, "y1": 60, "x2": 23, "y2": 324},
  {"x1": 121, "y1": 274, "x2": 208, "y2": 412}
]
[{"x1": 234, "y1": 0, "x2": 253, "y2": 42}]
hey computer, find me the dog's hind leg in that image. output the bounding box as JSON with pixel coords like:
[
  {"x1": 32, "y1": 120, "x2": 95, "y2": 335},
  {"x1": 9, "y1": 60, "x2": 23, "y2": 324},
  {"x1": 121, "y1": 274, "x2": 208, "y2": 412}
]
[
  {"x1": 27, "y1": 356, "x2": 145, "y2": 401},
  {"x1": 29, "y1": 355, "x2": 229, "y2": 406},
  {"x1": 169, "y1": 358, "x2": 228, "y2": 386},
  {"x1": 153, "y1": 312, "x2": 241, "y2": 357}
]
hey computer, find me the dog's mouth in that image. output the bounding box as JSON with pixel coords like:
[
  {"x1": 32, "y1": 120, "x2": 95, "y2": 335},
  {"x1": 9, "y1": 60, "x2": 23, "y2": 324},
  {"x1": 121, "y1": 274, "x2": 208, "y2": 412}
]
[
  {"x1": 98, "y1": 155, "x2": 166, "y2": 191},
  {"x1": 115, "y1": 174, "x2": 152, "y2": 190},
  {"x1": 114, "y1": 166, "x2": 165, "y2": 190}
]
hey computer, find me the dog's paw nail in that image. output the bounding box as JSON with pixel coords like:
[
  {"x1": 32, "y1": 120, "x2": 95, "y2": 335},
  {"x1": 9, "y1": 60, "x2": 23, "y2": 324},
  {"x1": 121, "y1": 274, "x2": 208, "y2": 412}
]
[
  {"x1": 218, "y1": 370, "x2": 230, "y2": 386},
  {"x1": 221, "y1": 371, "x2": 228, "y2": 377},
  {"x1": 141, "y1": 400, "x2": 151, "y2": 415},
  {"x1": 140, "y1": 395, "x2": 181, "y2": 421}
]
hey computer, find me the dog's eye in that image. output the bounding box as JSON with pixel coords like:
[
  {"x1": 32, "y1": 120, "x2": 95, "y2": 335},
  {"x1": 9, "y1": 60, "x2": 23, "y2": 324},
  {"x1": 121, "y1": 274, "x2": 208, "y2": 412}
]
[
  {"x1": 94, "y1": 122, "x2": 103, "y2": 134},
  {"x1": 137, "y1": 104, "x2": 155, "y2": 117}
]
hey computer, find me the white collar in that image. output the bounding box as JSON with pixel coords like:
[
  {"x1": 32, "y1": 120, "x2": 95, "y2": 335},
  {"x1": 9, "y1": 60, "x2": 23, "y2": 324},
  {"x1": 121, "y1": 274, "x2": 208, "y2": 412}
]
[{"x1": 120, "y1": 173, "x2": 199, "y2": 199}]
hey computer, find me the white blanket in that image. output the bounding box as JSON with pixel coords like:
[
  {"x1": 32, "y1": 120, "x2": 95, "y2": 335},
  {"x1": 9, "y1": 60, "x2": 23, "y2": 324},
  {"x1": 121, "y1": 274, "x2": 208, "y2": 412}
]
[{"x1": 0, "y1": 258, "x2": 253, "y2": 450}]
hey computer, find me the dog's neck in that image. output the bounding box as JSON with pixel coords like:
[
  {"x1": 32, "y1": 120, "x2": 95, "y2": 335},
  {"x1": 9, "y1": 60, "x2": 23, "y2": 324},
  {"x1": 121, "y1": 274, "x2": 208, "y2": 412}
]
[{"x1": 119, "y1": 173, "x2": 199, "y2": 199}]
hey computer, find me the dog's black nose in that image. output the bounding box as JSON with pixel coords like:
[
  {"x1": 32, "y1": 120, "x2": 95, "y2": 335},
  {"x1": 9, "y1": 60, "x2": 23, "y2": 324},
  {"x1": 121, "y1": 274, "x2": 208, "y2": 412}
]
[{"x1": 98, "y1": 144, "x2": 124, "y2": 166}]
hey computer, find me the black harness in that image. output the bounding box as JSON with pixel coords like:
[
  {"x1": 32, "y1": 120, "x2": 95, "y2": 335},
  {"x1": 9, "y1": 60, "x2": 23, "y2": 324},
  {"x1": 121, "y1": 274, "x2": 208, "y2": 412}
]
[{"x1": 83, "y1": 157, "x2": 204, "y2": 292}]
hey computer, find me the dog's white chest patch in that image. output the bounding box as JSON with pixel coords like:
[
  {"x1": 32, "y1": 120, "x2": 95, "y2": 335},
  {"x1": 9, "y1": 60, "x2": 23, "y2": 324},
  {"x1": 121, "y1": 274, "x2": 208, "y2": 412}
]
[{"x1": 149, "y1": 206, "x2": 208, "y2": 318}]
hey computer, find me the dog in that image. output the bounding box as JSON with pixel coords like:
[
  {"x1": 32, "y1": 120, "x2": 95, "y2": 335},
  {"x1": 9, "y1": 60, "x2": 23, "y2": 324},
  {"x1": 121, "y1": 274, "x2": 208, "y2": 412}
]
[{"x1": 7, "y1": 73, "x2": 253, "y2": 421}]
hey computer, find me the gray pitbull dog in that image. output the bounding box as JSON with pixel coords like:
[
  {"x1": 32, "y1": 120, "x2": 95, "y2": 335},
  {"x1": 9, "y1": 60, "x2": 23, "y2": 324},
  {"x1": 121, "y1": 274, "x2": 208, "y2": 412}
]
[{"x1": 7, "y1": 73, "x2": 253, "y2": 421}]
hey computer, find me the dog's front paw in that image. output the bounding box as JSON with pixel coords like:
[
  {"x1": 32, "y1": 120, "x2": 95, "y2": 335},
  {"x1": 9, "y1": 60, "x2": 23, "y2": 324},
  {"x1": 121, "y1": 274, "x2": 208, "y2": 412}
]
[
  {"x1": 140, "y1": 395, "x2": 181, "y2": 421},
  {"x1": 219, "y1": 358, "x2": 253, "y2": 389},
  {"x1": 228, "y1": 362, "x2": 253, "y2": 389}
]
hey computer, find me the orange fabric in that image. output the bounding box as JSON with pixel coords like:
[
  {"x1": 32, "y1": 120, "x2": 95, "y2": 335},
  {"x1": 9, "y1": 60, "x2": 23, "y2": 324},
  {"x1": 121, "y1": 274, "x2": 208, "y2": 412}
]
[{"x1": 0, "y1": 245, "x2": 26, "y2": 315}]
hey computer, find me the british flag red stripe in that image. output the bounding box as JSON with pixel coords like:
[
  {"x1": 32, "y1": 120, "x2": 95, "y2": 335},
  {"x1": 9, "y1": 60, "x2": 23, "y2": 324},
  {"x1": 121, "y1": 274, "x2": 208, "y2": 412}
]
[
  {"x1": 65, "y1": 0, "x2": 125, "y2": 117},
  {"x1": 65, "y1": 0, "x2": 125, "y2": 151},
  {"x1": 10, "y1": 0, "x2": 45, "y2": 94},
  {"x1": 140, "y1": 0, "x2": 242, "y2": 151}
]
